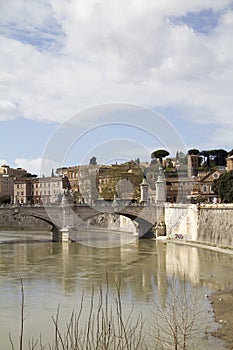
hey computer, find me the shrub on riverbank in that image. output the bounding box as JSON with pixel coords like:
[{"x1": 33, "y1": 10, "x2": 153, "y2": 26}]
[{"x1": 10, "y1": 273, "x2": 215, "y2": 350}]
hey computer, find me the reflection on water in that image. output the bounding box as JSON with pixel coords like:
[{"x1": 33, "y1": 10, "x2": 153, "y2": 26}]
[
  {"x1": 0, "y1": 230, "x2": 233, "y2": 349},
  {"x1": 70, "y1": 227, "x2": 138, "y2": 248}
]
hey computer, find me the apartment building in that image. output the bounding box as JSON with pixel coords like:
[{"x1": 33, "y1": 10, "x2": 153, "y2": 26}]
[
  {"x1": 0, "y1": 175, "x2": 14, "y2": 199},
  {"x1": 14, "y1": 176, "x2": 69, "y2": 205},
  {"x1": 14, "y1": 179, "x2": 32, "y2": 204},
  {"x1": 0, "y1": 164, "x2": 28, "y2": 202}
]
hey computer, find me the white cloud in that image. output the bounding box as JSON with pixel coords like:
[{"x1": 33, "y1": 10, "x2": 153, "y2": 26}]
[
  {"x1": 207, "y1": 124, "x2": 233, "y2": 150},
  {"x1": 0, "y1": 0, "x2": 233, "y2": 148},
  {"x1": 0, "y1": 160, "x2": 7, "y2": 166},
  {"x1": 14, "y1": 157, "x2": 59, "y2": 176},
  {"x1": 0, "y1": 100, "x2": 19, "y2": 120}
]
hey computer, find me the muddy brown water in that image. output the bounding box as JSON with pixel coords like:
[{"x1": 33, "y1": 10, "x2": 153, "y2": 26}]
[{"x1": 0, "y1": 230, "x2": 233, "y2": 349}]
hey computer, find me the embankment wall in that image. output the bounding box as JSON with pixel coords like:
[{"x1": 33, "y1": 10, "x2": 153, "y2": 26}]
[{"x1": 165, "y1": 204, "x2": 233, "y2": 247}]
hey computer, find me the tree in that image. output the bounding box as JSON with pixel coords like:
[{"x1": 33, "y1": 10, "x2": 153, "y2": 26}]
[
  {"x1": 26, "y1": 173, "x2": 37, "y2": 178},
  {"x1": 214, "y1": 149, "x2": 228, "y2": 166},
  {"x1": 188, "y1": 149, "x2": 200, "y2": 155},
  {"x1": 0, "y1": 195, "x2": 11, "y2": 205},
  {"x1": 89, "y1": 156, "x2": 97, "y2": 166},
  {"x1": 200, "y1": 150, "x2": 211, "y2": 167},
  {"x1": 151, "y1": 149, "x2": 170, "y2": 166},
  {"x1": 212, "y1": 171, "x2": 233, "y2": 202},
  {"x1": 200, "y1": 149, "x2": 228, "y2": 167}
]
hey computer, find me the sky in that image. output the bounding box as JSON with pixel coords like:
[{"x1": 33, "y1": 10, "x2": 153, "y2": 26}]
[{"x1": 0, "y1": 0, "x2": 233, "y2": 175}]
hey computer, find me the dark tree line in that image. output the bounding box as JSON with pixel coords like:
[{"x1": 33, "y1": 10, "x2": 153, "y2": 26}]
[
  {"x1": 188, "y1": 148, "x2": 230, "y2": 167},
  {"x1": 151, "y1": 148, "x2": 232, "y2": 169}
]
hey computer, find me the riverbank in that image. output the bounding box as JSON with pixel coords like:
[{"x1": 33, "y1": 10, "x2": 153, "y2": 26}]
[{"x1": 164, "y1": 237, "x2": 233, "y2": 255}]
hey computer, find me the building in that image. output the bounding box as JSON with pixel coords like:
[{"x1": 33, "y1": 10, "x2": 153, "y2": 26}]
[
  {"x1": 164, "y1": 168, "x2": 225, "y2": 203},
  {"x1": 187, "y1": 154, "x2": 199, "y2": 177},
  {"x1": 31, "y1": 177, "x2": 69, "y2": 205},
  {"x1": 165, "y1": 177, "x2": 197, "y2": 203},
  {"x1": 58, "y1": 162, "x2": 143, "y2": 203},
  {"x1": 0, "y1": 164, "x2": 28, "y2": 202},
  {"x1": 78, "y1": 165, "x2": 98, "y2": 204},
  {"x1": 58, "y1": 165, "x2": 98, "y2": 204},
  {"x1": 227, "y1": 155, "x2": 233, "y2": 172},
  {"x1": 97, "y1": 161, "x2": 143, "y2": 202},
  {"x1": 197, "y1": 169, "x2": 223, "y2": 202},
  {"x1": 0, "y1": 164, "x2": 27, "y2": 178},
  {"x1": 14, "y1": 178, "x2": 32, "y2": 205},
  {"x1": 14, "y1": 176, "x2": 69, "y2": 205},
  {"x1": 0, "y1": 175, "x2": 14, "y2": 201}
]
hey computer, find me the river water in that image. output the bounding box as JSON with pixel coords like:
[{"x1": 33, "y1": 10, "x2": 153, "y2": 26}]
[{"x1": 0, "y1": 229, "x2": 233, "y2": 349}]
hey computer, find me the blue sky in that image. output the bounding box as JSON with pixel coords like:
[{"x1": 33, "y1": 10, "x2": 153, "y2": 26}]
[{"x1": 0, "y1": 0, "x2": 233, "y2": 174}]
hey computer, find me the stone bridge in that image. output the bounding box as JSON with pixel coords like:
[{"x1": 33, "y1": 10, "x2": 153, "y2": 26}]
[{"x1": 0, "y1": 203, "x2": 163, "y2": 241}]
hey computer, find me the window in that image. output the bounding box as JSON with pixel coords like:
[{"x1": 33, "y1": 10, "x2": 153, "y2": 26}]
[{"x1": 203, "y1": 185, "x2": 207, "y2": 193}]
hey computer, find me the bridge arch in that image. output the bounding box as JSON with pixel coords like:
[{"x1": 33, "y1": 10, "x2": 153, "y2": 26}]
[
  {"x1": 78, "y1": 211, "x2": 155, "y2": 238},
  {"x1": 12, "y1": 210, "x2": 60, "y2": 241}
]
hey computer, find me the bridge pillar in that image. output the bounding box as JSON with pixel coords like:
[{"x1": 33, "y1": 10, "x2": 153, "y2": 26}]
[
  {"x1": 154, "y1": 221, "x2": 166, "y2": 237},
  {"x1": 51, "y1": 202, "x2": 76, "y2": 242},
  {"x1": 52, "y1": 226, "x2": 72, "y2": 242}
]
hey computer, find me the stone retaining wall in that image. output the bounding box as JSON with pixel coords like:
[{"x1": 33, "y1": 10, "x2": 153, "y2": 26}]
[{"x1": 165, "y1": 203, "x2": 233, "y2": 247}]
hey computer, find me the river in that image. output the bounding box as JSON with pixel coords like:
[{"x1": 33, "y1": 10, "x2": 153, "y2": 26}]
[{"x1": 0, "y1": 229, "x2": 233, "y2": 349}]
